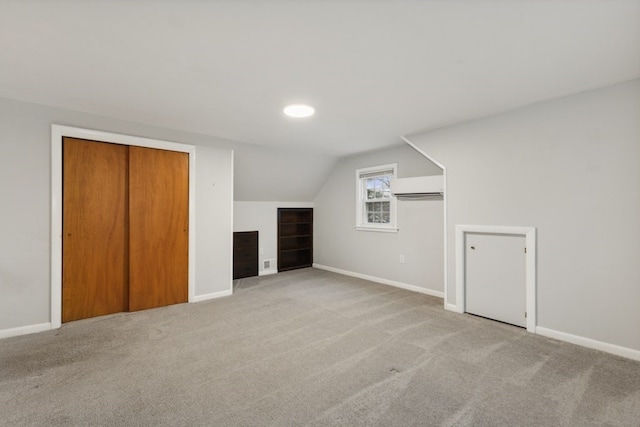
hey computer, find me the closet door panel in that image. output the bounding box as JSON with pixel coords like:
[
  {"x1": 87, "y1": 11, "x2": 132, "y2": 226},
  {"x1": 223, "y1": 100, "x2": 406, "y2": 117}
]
[
  {"x1": 129, "y1": 147, "x2": 189, "y2": 311},
  {"x1": 62, "y1": 138, "x2": 129, "y2": 322}
]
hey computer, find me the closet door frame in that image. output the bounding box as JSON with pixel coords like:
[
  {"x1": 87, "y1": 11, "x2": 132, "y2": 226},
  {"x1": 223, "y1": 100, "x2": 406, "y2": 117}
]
[{"x1": 51, "y1": 125, "x2": 196, "y2": 329}]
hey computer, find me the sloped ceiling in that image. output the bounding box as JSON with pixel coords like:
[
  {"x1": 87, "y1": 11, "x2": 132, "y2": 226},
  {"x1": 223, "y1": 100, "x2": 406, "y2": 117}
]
[{"x1": 1, "y1": 1, "x2": 639, "y2": 158}]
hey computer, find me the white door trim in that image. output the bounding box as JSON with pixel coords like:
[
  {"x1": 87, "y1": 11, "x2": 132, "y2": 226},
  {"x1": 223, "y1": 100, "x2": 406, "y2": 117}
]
[
  {"x1": 51, "y1": 125, "x2": 197, "y2": 329},
  {"x1": 455, "y1": 225, "x2": 536, "y2": 332}
]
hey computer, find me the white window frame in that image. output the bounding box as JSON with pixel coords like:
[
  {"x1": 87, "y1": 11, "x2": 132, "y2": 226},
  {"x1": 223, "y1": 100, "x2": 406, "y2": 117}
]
[{"x1": 355, "y1": 163, "x2": 398, "y2": 233}]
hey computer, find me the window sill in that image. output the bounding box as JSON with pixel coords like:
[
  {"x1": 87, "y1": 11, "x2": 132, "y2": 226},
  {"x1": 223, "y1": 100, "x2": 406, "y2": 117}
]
[{"x1": 355, "y1": 226, "x2": 398, "y2": 233}]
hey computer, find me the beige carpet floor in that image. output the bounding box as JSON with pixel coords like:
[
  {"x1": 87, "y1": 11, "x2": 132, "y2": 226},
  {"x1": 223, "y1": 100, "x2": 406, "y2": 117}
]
[{"x1": 1, "y1": 268, "x2": 639, "y2": 426}]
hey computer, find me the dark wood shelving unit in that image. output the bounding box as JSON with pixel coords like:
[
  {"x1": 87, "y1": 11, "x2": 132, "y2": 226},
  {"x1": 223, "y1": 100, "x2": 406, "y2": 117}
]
[
  {"x1": 277, "y1": 208, "x2": 313, "y2": 272},
  {"x1": 233, "y1": 231, "x2": 258, "y2": 279}
]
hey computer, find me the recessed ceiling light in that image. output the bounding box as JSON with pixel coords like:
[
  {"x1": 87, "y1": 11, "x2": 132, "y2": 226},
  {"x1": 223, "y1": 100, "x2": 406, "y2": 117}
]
[{"x1": 283, "y1": 104, "x2": 315, "y2": 118}]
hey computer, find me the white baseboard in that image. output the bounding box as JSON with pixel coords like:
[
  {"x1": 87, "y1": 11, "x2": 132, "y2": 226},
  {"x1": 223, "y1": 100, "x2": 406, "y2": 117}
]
[
  {"x1": 445, "y1": 303, "x2": 462, "y2": 313},
  {"x1": 536, "y1": 326, "x2": 640, "y2": 362},
  {"x1": 259, "y1": 270, "x2": 278, "y2": 276},
  {"x1": 312, "y1": 263, "x2": 444, "y2": 299},
  {"x1": 0, "y1": 322, "x2": 52, "y2": 340},
  {"x1": 192, "y1": 289, "x2": 232, "y2": 303}
]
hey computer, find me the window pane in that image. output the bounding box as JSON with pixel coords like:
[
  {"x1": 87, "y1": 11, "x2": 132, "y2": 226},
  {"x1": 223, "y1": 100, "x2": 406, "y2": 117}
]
[
  {"x1": 366, "y1": 202, "x2": 381, "y2": 223},
  {"x1": 367, "y1": 188, "x2": 375, "y2": 199},
  {"x1": 365, "y1": 176, "x2": 392, "y2": 201},
  {"x1": 381, "y1": 201, "x2": 389, "y2": 223},
  {"x1": 358, "y1": 167, "x2": 395, "y2": 227},
  {"x1": 380, "y1": 176, "x2": 389, "y2": 188},
  {"x1": 364, "y1": 200, "x2": 391, "y2": 224}
]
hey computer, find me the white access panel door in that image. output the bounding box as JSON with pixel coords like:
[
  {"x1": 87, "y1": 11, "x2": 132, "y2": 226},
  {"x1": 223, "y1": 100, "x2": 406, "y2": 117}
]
[{"x1": 465, "y1": 233, "x2": 526, "y2": 327}]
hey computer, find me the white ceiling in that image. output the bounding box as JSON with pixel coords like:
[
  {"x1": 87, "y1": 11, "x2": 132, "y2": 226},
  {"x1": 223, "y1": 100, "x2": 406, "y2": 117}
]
[{"x1": 1, "y1": 1, "x2": 639, "y2": 157}]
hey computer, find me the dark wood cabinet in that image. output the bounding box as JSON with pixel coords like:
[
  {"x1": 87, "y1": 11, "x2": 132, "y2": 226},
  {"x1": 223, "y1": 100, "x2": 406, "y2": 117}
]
[
  {"x1": 278, "y1": 208, "x2": 313, "y2": 272},
  {"x1": 233, "y1": 231, "x2": 258, "y2": 279}
]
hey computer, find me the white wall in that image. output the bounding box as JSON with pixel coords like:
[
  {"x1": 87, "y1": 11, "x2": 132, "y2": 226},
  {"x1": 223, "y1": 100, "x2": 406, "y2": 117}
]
[
  {"x1": 0, "y1": 103, "x2": 51, "y2": 333},
  {"x1": 233, "y1": 146, "x2": 335, "y2": 202},
  {"x1": 195, "y1": 147, "x2": 234, "y2": 298},
  {"x1": 313, "y1": 144, "x2": 444, "y2": 296},
  {"x1": 0, "y1": 98, "x2": 239, "y2": 336},
  {"x1": 234, "y1": 201, "x2": 314, "y2": 275},
  {"x1": 409, "y1": 79, "x2": 640, "y2": 352},
  {"x1": 0, "y1": 97, "x2": 337, "y2": 201}
]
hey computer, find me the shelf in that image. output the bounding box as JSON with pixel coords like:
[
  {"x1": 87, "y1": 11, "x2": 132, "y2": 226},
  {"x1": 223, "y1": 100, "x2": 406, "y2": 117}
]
[
  {"x1": 278, "y1": 207, "x2": 313, "y2": 272},
  {"x1": 280, "y1": 248, "x2": 311, "y2": 254}
]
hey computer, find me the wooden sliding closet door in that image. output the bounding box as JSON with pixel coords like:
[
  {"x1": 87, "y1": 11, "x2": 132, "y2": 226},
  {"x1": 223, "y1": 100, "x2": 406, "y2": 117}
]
[
  {"x1": 62, "y1": 138, "x2": 129, "y2": 322},
  {"x1": 128, "y1": 147, "x2": 189, "y2": 311}
]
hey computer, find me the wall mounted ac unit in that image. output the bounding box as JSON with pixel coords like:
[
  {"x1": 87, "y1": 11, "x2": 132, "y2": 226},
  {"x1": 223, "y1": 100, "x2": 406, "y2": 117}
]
[{"x1": 390, "y1": 175, "x2": 443, "y2": 199}]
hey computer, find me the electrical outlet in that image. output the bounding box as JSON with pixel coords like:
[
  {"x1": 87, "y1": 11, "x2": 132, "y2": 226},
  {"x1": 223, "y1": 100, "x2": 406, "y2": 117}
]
[{"x1": 399, "y1": 255, "x2": 405, "y2": 264}]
